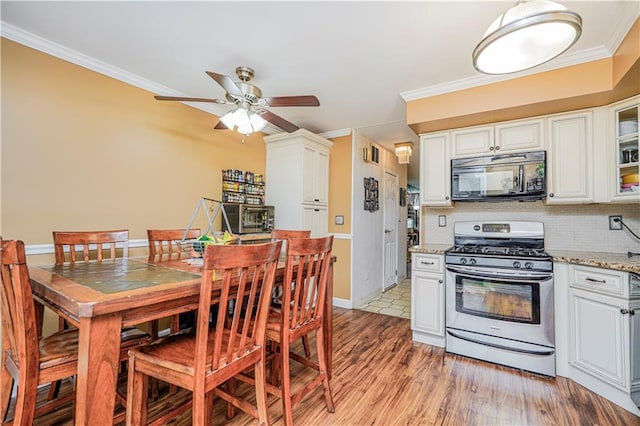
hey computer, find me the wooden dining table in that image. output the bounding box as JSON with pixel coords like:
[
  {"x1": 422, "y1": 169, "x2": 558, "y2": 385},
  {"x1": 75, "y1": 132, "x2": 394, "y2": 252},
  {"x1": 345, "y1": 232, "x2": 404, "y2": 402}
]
[{"x1": 28, "y1": 254, "x2": 334, "y2": 426}]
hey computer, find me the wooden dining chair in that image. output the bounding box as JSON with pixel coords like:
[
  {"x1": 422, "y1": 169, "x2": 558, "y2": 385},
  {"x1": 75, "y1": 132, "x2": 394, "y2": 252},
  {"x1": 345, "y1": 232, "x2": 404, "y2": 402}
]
[
  {"x1": 147, "y1": 228, "x2": 201, "y2": 338},
  {"x1": 126, "y1": 240, "x2": 282, "y2": 426},
  {"x1": 50, "y1": 230, "x2": 151, "y2": 412},
  {"x1": 265, "y1": 235, "x2": 335, "y2": 425},
  {"x1": 0, "y1": 240, "x2": 148, "y2": 424},
  {"x1": 270, "y1": 229, "x2": 313, "y2": 357}
]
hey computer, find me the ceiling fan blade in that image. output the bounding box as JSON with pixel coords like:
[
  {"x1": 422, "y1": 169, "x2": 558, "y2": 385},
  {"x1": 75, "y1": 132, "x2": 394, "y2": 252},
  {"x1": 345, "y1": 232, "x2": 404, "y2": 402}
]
[
  {"x1": 205, "y1": 71, "x2": 244, "y2": 98},
  {"x1": 154, "y1": 95, "x2": 226, "y2": 103},
  {"x1": 260, "y1": 111, "x2": 300, "y2": 133},
  {"x1": 214, "y1": 121, "x2": 228, "y2": 130},
  {"x1": 263, "y1": 96, "x2": 320, "y2": 107}
]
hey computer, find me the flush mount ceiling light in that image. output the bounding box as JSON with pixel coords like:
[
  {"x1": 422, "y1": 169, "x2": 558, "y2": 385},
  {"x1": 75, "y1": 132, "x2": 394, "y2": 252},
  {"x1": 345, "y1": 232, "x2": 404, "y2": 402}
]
[
  {"x1": 472, "y1": 0, "x2": 582, "y2": 75},
  {"x1": 394, "y1": 142, "x2": 413, "y2": 164},
  {"x1": 219, "y1": 102, "x2": 267, "y2": 136}
]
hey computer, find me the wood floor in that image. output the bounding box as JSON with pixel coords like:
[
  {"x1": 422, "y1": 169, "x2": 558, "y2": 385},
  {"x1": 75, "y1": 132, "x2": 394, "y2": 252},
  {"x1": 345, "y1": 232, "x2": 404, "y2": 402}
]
[{"x1": 11, "y1": 307, "x2": 640, "y2": 425}]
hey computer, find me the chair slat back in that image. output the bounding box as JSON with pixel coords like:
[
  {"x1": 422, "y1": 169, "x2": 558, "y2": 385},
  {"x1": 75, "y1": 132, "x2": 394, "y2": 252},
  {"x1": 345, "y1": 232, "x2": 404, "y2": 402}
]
[
  {"x1": 195, "y1": 241, "x2": 282, "y2": 373},
  {"x1": 52, "y1": 230, "x2": 129, "y2": 264},
  {"x1": 1, "y1": 240, "x2": 39, "y2": 378},
  {"x1": 147, "y1": 229, "x2": 201, "y2": 258},
  {"x1": 282, "y1": 236, "x2": 333, "y2": 331}
]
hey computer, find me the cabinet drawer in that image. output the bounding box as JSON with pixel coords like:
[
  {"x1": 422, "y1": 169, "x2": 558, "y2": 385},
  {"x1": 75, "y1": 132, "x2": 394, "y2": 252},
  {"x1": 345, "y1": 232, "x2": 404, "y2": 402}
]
[
  {"x1": 570, "y1": 265, "x2": 626, "y2": 297},
  {"x1": 412, "y1": 253, "x2": 444, "y2": 273}
]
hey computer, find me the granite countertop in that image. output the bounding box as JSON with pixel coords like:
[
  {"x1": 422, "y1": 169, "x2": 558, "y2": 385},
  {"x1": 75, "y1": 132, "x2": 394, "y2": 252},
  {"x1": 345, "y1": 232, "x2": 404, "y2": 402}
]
[
  {"x1": 409, "y1": 244, "x2": 451, "y2": 255},
  {"x1": 549, "y1": 250, "x2": 640, "y2": 274}
]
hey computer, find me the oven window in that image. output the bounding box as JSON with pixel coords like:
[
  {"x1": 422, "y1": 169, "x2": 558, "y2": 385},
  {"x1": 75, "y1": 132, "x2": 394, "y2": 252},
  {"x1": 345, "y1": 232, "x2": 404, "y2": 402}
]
[{"x1": 455, "y1": 275, "x2": 540, "y2": 324}]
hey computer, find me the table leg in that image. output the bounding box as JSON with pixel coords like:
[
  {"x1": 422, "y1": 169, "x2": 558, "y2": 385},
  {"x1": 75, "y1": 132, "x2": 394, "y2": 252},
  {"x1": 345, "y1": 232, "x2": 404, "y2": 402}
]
[
  {"x1": 324, "y1": 259, "x2": 334, "y2": 379},
  {"x1": 74, "y1": 313, "x2": 122, "y2": 425}
]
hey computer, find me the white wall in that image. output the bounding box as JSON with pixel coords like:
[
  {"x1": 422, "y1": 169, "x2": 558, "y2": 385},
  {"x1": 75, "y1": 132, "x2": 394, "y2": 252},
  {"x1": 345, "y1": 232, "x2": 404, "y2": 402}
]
[
  {"x1": 422, "y1": 202, "x2": 640, "y2": 253},
  {"x1": 351, "y1": 131, "x2": 407, "y2": 307}
]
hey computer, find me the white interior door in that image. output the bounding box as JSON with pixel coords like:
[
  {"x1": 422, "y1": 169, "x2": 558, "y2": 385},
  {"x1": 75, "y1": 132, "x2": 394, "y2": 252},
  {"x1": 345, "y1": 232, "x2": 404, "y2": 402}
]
[{"x1": 383, "y1": 171, "x2": 398, "y2": 291}]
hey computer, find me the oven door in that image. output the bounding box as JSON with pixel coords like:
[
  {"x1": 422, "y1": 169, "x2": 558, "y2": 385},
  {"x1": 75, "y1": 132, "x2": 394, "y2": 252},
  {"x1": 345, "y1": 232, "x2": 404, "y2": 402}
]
[{"x1": 445, "y1": 265, "x2": 554, "y2": 348}]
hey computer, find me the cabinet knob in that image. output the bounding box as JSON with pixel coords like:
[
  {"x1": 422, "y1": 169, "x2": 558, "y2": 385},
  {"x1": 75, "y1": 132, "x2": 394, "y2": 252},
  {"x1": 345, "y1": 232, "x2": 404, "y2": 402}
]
[
  {"x1": 630, "y1": 309, "x2": 636, "y2": 316},
  {"x1": 495, "y1": 146, "x2": 500, "y2": 151},
  {"x1": 445, "y1": 196, "x2": 450, "y2": 200},
  {"x1": 438, "y1": 279, "x2": 443, "y2": 284},
  {"x1": 620, "y1": 308, "x2": 629, "y2": 315},
  {"x1": 489, "y1": 146, "x2": 494, "y2": 151},
  {"x1": 549, "y1": 193, "x2": 555, "y2": 198}
]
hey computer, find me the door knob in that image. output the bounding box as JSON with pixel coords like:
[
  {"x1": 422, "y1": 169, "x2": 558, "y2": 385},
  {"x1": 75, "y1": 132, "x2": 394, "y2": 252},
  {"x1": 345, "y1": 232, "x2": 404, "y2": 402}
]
[{"x1": 385, "y1": 229, "x2": 392, "y2": 233}]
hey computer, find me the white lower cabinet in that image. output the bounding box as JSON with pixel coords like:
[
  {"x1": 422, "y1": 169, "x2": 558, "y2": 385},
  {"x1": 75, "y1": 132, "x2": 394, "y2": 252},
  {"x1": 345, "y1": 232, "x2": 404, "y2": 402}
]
[
  {"x1": 411, "y1": 253, "x2": 445, "y2": 347},
  {"x1": 563, "y1": 264, "x2": 640, "y2": 415},
  {"x1": 302, "y1": 205, "x2": 328, "y2": 237},
  {"x1": 569, "y1": 288, "x2": 628, "y2": 389}
]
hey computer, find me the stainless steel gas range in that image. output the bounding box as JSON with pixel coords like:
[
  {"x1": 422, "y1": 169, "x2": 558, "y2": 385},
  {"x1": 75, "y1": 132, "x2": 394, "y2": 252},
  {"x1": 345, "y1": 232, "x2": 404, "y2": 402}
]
[{"x1": 445, "y1": 221, "x2": 555, "y2": 377}]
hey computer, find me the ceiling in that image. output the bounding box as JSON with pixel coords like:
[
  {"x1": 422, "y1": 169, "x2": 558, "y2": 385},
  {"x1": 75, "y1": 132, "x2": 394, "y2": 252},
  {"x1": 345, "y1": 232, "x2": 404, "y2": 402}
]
[{"x1": 2, "y1": 1, "x2": 639, "y2": 186}]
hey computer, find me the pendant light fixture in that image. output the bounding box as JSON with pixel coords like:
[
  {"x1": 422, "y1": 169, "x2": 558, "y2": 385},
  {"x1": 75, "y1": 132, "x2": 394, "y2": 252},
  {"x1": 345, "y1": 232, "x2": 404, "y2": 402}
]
[
  {"x1": 394, "y1": 142, "x2": 413, "y2": 164},
  {"x1": 472, "y1": 0, "x2": 582, "y2": 75}
]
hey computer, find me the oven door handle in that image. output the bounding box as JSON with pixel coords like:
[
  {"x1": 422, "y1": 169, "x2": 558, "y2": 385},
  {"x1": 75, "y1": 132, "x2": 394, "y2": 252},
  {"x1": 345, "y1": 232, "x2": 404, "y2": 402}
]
[
  {"x1": 446, "y1": 329, "x2": 555, "y2": 356},
  {"x1": 446, "y1": 264, "x2": 553, "y2": 281}
]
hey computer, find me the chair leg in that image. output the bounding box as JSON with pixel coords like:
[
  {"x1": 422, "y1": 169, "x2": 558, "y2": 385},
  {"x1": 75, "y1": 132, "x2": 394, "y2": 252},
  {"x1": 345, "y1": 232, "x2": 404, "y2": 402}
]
[
  {"x1": 204, "y1": 390, "x2": 215, "y2": 426},
  {"x1": 126, "y1": 357, "x2": 148, "y2": 426},
  {"x1": 315, "y1": 327, "x2": 335, "y2": 412},
  {"x1": 302, "y1": 335, "x2": 311, "y2": 357},
  {"x1": 191, "y1": 387, "x2": 208, "y2": 426},
  {"x1": 0, "y1": 363, "x2": 13, "y2": 422},
  {"x1": 281, "y1": 340, "x2": 294, "y2": 426},
  {"x1": 225, "y1": 378, "x2": 236, "y2": 420},
  {"x1": 254, "y1": 350, "x2": 270, "y2": 425},
  {"x1": 10, "y1": 370, "x2": 38, "y2": 425}
]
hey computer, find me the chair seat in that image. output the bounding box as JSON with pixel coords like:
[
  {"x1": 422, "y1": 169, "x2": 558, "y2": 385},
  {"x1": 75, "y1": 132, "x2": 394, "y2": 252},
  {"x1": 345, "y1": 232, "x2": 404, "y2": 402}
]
[
  {"x1": 131, "y1": 330, "x2": 260, "y2": 375},
  {"x1": 39, "y1": 326, "x2": 150, "y2": 370}
]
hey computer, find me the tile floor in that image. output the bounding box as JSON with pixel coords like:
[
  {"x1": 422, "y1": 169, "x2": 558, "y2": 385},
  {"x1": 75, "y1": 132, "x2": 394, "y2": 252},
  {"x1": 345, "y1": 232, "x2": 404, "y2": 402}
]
[{"x1": 358, "y1": 278, "x2": 411, "y2": 319}]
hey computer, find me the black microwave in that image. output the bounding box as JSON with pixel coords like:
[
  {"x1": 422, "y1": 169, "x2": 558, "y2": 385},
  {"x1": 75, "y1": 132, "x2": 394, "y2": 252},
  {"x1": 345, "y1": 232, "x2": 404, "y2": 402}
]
[{"x1": 451, "y1": 151, "x2": 546, "y2": 202}]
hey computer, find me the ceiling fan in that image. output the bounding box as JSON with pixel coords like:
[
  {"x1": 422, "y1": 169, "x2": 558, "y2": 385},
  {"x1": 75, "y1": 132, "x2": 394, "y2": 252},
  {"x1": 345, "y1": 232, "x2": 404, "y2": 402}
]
[{"x1": 154, "y1": 66, "x2": 319, "y2": 134}]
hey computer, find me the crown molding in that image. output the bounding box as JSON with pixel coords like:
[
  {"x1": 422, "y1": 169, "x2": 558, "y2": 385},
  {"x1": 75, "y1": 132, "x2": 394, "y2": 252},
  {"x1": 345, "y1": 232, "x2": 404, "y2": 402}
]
[
  {"x1": 0, "y1": 22, "x2": 283, "y2": 135},
  {"x1": 319, "y1": 128, "x2": 352, "y2": 139},
  {"x1": 400, "y1": 46, "x2": 612, "y2": 102}
]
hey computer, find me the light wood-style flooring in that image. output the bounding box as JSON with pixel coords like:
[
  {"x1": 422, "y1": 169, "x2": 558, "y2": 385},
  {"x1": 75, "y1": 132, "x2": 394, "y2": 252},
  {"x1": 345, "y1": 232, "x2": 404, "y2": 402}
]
[{"x1": 11, "y1": 307, "x2": 640, "y2": 425}]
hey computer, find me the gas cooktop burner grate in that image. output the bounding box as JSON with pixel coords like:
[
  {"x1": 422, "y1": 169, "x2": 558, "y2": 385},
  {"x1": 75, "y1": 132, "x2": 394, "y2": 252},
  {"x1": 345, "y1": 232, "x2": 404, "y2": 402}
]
[{"x1": 447, "y1": 245, "x2": 550, "y2": 258}]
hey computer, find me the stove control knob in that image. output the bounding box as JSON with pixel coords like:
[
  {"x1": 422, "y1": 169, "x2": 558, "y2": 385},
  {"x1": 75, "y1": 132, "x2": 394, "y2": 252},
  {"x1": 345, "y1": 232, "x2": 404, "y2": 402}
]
[
  {"x1": 513, "y1": 261, "x2": 521, "y2": 268},
  {"x1": 460, "y1": 258, "x2": 467, "y2": 265},
  {"x1": 524, "y1": 262, "x2": 533, "y2": 269},
  {"x1": 469, "y1": 258, "x2": 477, "y2": 265}
]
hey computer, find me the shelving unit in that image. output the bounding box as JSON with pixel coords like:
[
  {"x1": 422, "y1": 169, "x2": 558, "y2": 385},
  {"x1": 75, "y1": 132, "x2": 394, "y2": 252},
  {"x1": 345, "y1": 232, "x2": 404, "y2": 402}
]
[
  {"x1": 613, "y1": 100, "x2": 639, "y2": 198},
  {"x1": 222, "y1": 169, "x2": 265, "y2": 205}
]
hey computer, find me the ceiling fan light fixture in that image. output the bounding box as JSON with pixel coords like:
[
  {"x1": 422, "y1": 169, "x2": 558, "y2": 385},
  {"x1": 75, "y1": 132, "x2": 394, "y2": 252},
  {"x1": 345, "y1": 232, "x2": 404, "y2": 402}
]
[
  {"x1": 219, "y1": 106, "x2": 267, "y2": 135},
  {"x1": 394, "y1": 142, "x2": 413, "y2": 164},
  {"x1": 472, "y1": 0, "x2": 582, "y2": 74}
]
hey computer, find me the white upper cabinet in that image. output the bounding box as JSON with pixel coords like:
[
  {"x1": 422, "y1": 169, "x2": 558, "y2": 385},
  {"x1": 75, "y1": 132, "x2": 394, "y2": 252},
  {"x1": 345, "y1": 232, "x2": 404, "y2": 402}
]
[
  {"x1": 546, "y1": 111, "x2": 593, "y2": 204},
  {"x1": 264, "y1": 129, "x2": 333, "y2": 236},
  {"x1": 609, "y1": 96, "x2": 640, "y2": 203},
  {"x1": 451, "y1": 119, "x2": 544, "y2": 158},
  {"x1": 302, "y1": 145, "x2": 329, "y2": 205},
  {"x1": 420, "y1": 132, "x2": 451, "y2": 207}
]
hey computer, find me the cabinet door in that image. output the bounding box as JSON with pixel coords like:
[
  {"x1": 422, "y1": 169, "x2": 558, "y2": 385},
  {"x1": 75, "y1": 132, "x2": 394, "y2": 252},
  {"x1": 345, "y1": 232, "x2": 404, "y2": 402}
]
[
  {"x1": 495, "y1": 119, "x2": 544, "y2": 153},
  {"x1": 451, "y1": 126, "x2": 494, "y2": 157},
  {"x1": 610, "y1": 97, "x2": 640, "y2": 203},
  {"x1": 303, "y1": 205, "x2": 328, "y2": 237},
  {"x1": 411, "y1": 271, "x2": 444, "y2": 336},
  {"x1": 420, "y1": 133, "x2": 451, "y2": 206},
  {"x1": 546, "y1": 112, "x2": 593, "y2": 204},
  {"x1": 569, "y1": 289, "x2": 628, "y2": 390},
  {"x1": 631, "y1": 300, "x2": 640, "y2": 399},
  {"x1": 302, "y1": 146, "x2": 329, "y2": 205}
]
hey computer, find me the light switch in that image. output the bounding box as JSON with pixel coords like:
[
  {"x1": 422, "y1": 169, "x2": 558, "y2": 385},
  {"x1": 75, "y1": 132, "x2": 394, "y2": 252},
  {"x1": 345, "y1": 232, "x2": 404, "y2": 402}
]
[
  {"x1": 335, "y1": 215, "x2": 344, "y2": 225},
  {"x1": 438, "y1": 215, "x2": 446, "y2": 227}
]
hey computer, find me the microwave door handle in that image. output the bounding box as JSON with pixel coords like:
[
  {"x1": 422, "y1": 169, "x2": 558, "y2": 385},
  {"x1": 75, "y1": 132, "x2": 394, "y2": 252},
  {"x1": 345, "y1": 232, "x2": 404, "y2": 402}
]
[{"x1": 518, "y1": 164, "x2": 524, "y2": 193}]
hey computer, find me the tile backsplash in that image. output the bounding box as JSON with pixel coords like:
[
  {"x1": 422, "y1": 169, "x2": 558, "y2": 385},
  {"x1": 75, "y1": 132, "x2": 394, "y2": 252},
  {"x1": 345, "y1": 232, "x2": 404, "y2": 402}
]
[{"x1": 423, "y1": 202, "x2": 640, "y2": 254}]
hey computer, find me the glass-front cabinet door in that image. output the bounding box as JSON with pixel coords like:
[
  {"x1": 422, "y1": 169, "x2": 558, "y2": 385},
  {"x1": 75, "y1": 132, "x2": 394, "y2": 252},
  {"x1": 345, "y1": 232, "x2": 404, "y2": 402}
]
[{"x1": 612, "y1": 97, "x2": 639, "y2": 201}]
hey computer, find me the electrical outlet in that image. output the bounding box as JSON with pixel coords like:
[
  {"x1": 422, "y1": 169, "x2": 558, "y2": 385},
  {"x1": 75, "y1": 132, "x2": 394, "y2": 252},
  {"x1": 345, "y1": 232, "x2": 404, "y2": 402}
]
[{"x1": 609, "y1": 215, "x2": 623, "y2": 230}]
